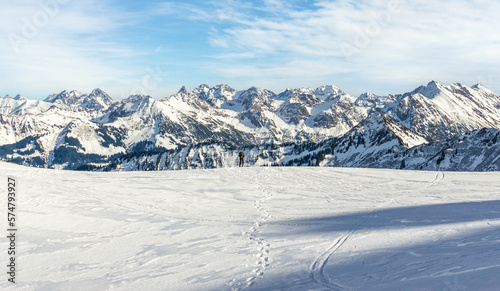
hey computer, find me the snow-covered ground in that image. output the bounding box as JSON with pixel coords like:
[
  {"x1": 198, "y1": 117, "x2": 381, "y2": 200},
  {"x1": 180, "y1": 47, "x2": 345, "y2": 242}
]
[{"x1": 1, "y1": 162, "x2": 500, "y2": 290}]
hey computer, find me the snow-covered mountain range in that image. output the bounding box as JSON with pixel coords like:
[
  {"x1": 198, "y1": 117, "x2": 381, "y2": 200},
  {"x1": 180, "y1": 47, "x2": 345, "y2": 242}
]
[{"x1": 1, "y1": 81, "x2": 499, "y2": 171}]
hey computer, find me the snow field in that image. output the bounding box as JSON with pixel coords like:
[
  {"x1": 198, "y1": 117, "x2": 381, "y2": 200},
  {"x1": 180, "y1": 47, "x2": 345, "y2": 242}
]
[{"x1": 0, "y1": 162, "x2": 499, "y2": 290}]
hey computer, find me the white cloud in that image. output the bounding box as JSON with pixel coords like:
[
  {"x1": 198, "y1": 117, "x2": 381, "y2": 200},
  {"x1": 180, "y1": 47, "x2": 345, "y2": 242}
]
[
  {"x1": 2, "y1": 0, "x2": 499, "y2": 99},
  {"x1": 0, "y1": 0, "x2": 139, "y2": 98},
  {"x1": 153, "y1": 0, "x2": 251, "y2": 23},
  {"x1": 153, "y1": 2, "x2": 214, "y2": 21},
  {"x1": 204, "y1": 0, "x2": 500, "y2": 95}
]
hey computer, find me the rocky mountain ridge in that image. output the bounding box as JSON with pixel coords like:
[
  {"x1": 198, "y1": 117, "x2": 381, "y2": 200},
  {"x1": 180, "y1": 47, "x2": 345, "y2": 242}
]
[{"x1": 0, "y1": 81, "x2": 499, "y2": 171}]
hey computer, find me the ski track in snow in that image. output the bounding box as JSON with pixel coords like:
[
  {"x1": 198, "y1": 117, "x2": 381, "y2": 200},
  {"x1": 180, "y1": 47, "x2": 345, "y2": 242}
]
[
  {"x1": 309, "y1": 170, "x2": 447, "y2": 290},
  {"x1": 310, "y1": 197, "x2": 394, "y2": 290},
  {"x1": 430, "y1": 171, "x2": 445, "y2": 186},
  {"x1": 2, "y1": 163, "x2": 500, "y2": 291}
]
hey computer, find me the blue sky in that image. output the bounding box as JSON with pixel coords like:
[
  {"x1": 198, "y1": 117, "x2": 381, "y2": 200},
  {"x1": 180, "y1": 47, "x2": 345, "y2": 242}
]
[{"x1": 1, "y1": 0, "x2": 500, "y2": 100}]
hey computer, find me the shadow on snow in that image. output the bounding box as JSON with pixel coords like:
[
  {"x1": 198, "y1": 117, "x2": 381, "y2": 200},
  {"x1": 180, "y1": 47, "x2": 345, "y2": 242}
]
[
  {"x1": 246, "y1": 200, "x2": 500, "y2": 290},
  {"x1": 266, "y1": 200, "x2": 500, "y2": 235},
  {"x1": 251, "y1": 224, "x2": 500, "y2": 290}
]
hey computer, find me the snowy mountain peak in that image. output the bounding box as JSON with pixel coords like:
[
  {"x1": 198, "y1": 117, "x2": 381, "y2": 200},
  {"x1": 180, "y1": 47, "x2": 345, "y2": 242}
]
[
  {"x1": 471, "y1": 83, "x2": 485, "y2": 90},
  {"x1": 274, "y1": 87, "x2": 318, "y2": 101},
  {"x1": 194, "y1": 84, "x2": 210, "y2": 92},
  {"x1": 124, "y1": 94, "x2": 153, "y2": 104},
  {"x1": 412, "y1": 80, "x2": 447, "y2": 99},
  {"x1": 14, "y1": 94, "x2": 26, "y2": 101},
  {"x1": 273, "y1": 88, "x2": 296, "y2": 101},
  {"x1": 355, "y1": 92, "x2": 396, "y2": 108},
  {"x1": 191, "y1": 84, "x2": 211, "y2": 98},
  {"x1": 1, "y1": 80, "x2": 499, "y2": 172},
  {"x1": 471, "y1": 83, "x2": 499, "y2": 97},
  {"x1": 168, "y1": 84, "x2": 239, "y2": 108},
  {"x1": 241, "y1": 86, "x2": 275, "y2": 97},
  {"x1": 44, "y1": 90, "x2": 87, "y2": 107},
  {"x1": 84, "y1": 88, "x2": 114, "y2": 111},
  {"x1": 214, "y1": 84, "x2": 234, "y2": 90},
  {"x1": 359, "y1": 92, "x2": 378, "y2": 99},
  {"x1": 234, "y1": 87, "x2": 276, "y2": 111},
  {"x1": 42, "y1": 89, "x2": 114, "y2": 111},
  {"x1": 315, "y1": 85, "x2": 339, "y2": 93},
  {"x1": 89, "y1": 88, "x2": 109, "y2": 98},
  {"x1": 247, "y1": 86, "x2": 259, "y2": 93},
  {"x1": 1, "y1": 94, "x2": 26, "y2": 101},
  {"x1": 185, "y1": 84, "x2": 237, "y2": 107},
  {"x1": 313, "y1": 85, "x2": 360, "y2": 103},
  {"x1": 213, "y1": 84, "x2": 237, "y2": 97},
  {"x1": 314, "y1": 85, "x2": 344, "y2": 100}
]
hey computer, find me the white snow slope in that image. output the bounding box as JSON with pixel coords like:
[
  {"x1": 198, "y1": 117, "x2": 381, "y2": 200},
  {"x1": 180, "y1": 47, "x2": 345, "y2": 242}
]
[{"x1": 1, "y1": 162, "x2": 500, "y2": 290}]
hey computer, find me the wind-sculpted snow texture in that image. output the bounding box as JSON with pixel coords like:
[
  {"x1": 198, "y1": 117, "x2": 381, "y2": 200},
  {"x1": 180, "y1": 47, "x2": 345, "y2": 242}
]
[
  {"x1": 0, "y1": 81, "x2": 499, "y2": 171},
  {"x1": 1, "y1": 162, "x2": 500, "y2": 290}
]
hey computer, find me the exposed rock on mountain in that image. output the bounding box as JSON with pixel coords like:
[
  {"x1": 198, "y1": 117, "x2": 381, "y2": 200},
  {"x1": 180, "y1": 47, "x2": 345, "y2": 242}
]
[{"x1": 1, "y1": 82, "x2": 499, "y2": 171}]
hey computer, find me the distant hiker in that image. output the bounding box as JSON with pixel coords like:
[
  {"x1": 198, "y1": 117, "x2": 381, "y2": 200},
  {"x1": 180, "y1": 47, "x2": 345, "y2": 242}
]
[{"x1": 239, "y1": 150, "x2": 245, "y2": 167}]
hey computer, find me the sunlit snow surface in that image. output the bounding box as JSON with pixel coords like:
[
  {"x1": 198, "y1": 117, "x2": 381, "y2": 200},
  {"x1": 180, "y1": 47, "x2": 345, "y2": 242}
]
[{"x1": 1, "y1": 162, "x2": 500, "y2": 290}]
